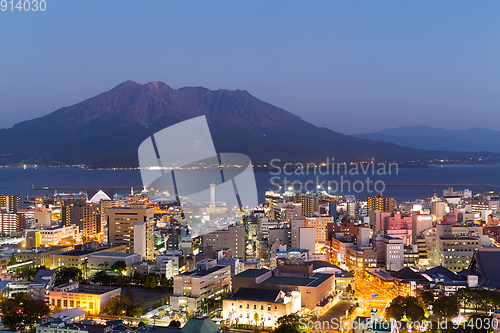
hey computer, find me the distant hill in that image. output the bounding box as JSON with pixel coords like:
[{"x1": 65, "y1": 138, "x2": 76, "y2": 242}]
[
  {"x1": 354, "y1": 126, "x2": 500, "y2": 153},
  {"x1": 0, "y1": 81, "x2": 498, "y2": 167}
]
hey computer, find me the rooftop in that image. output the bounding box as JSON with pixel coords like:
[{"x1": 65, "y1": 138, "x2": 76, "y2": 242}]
[
  {"x1": 234, "y1": 268, "x2": 269, "y2": 279},
  {"x1": 262, "y1": 273, "x2": 332, "y2": 288},
  {"x1": 227, "y1": 288, "x2": 281, "y2": 302},
  {"x1": 178, "y1": 265, "x2": 229, "y2": 277},
  {"x1": 89, "y1": 252, "x2": 138, "y2": 258}
]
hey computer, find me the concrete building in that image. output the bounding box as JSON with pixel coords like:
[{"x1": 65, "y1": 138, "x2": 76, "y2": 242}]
[
  {"x1": 201, "y1": 225, "x2": 245, "y2": 259},
  {"x1": 51, "y1": 245, "x2": 127, "y2": 271},
  {"x1": 170, "y1": 259, "x2": 231, "y2": 312},
  {"x1": 25, "y1": 225, "x2": 79, "y2": 248},
  {"x1": 223, "y1": 288, "x2": 301, "y2": 327},
  {"x1": 28, "y1": 269, "x2": 56, "y2": 301},
  {"x1": 0, "y1": 208, "x2": 21, "y2": 235},
  {"x1": 296, "y1": 196, "x2": 319, "y2": 216},
  {"x1": 412, "y1": 214, "x2": 433, "y2": 242},
  {"x1": 303, "y1": 215, "x2": 332, "y2": 245},
  {"x1": 16, "y1": 246, "x2": 72, "y2": 269},
  {"x1": 156, "y1": 251, "x2": 183, "y2": 278},
  {"x1": 107, "y1": 204, "x2": 155, "y2": 261},
  {"x1": 232, "y1": 266, "x2": 334, "y2": 311},
  {"x1": 46, "y1": 283, "x2": 121, "y2": 314},
  {"x1": 0, "y1": 195, "x2": 21, "y2": 213},
  {"x1": 431, "y1": 201, "x2": 447, "y2": 221},
  {"x1": 429, "y1": 224, "x2": 484, "y2": 272},
  {"x1": 88, "y1": 252, "x2": 140, "y2": 276},
  {"x1": 367, "y1": 196, "x2": 395, "y2": 212},
  {"x1": 62, "y1": 202, "x2": 98, "y2": 239},
  {"x1": 299, "y1": 227, "x2": 315, "y2": 254},
  {"x1": 374, "y1": 235, "x2": 404, "y2": 271},
  {"x1": 290, "y1": 219, "x2": 304, "y2": 250}
]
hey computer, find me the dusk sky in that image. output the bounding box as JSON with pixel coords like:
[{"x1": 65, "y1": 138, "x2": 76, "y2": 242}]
[{"x1": 1, "y1": 1, "x2": 499, "y2": 134}]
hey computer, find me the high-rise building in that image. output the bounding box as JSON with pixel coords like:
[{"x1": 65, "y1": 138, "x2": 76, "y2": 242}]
[
  {"x1": 107, "y1": 204, "x2": 155, "y2": 261},
  {"x1": 367, "y1": 195, "x2": 395, "y2": 212},
  {"x1": 290, "y1": 219, "x2": 304, "y2": 250},
  {"x1": 201, "y1": 225, "x2": 245, "y2": 259},
  {"x1": 303, "y1": 215, "x2": 332, "y2": 245},
  {"x1": 0, "y1": 208, "x2": 20, "y2": 235},
  {"x1": 431, "y1": 201, "x2": 447, "y2": 220},
  {"x1": 328, "y1": 201, "x2": 337, "y2": 224},
  {"x1": 62, "y1": 203, "x2": 97, "y2": 239},
  {"x1": 296, "y1": 197, "x2": 319, "y2": 216},
  {"x1": 0, "y1": 195, "x2": 21, "y2": 213}
]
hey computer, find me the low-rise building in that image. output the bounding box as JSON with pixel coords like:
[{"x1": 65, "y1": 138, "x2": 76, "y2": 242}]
[
  {"x1": 223, "y1": 288, "x2": 301, "y2": 327},
  {"x1": 46, "y1": 283, "x2": 121, "y2": 314},
  {"x1": 88, "y1": 252, "x2": 140, "y2": 276},
  {"x1": 170, "y1": 259, "x2": 231, "y2": 312}
]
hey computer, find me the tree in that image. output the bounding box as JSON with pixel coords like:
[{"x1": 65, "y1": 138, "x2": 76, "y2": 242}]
[
  {"x1": 274, "y1": 313, "x2": 301, "y2": 333},
  {"x1": 125, "y1": 286, "x2": 135, "y2": 303},
  {"x1": 169, "y1": 320, "x2": 181, "y2": 327},
  {"x1": 160, "y1": 278, "x2": 171, "y2": 289},
  {"x1": 111, "y1": 260, "x2": 127, "y2": 275},
  {"x1": 254, "y1": 312, "x2": 260, "y2": 326},
  {"x1": 420, "y1": 291, "x2": 434, "y2": 307},
  {"x1": 149, "y1": 276, "x2": 157, "y2": 289},
  {"x1": 116, "y1": 275, "x2": 126, "y2": 287},
  {"x1": 93, "y1": 270, "x2": 114, "y2": 285},
  {"x1": 406, "y1": 302, "x2": 425, "y2": 321},
  {"x1": 432, "y1": 296, "x2": 458, "y2": 320},
  {"x1": 386, "y1": 303, "x2": 405, "y2": 321},
  {"x1": 55, "y1": 266, "x2": 83, "y2": 285},
  {"x1": 101, "y1": 295, "x2": 142, "y2": 317},
  {"x1": 144, "y1": 276, "x2": 151, "y2": 288},
  {"x1": 9, "y1": 253, "x2": 17, "y2": 264},
  {"x1": 346, "y1": 284, "x2": 353, "y2": 299},
  {"x1": 0, "y1": 292, "x2": 50, "y2": 332}
]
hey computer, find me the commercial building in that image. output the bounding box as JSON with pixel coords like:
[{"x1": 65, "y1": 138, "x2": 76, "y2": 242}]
[
  {"x1": 25, "y1": 225, "x2": 79, "y2": 248},
  {"x1": 296, "y1": 197, "x2": 319, "y2": 216},
  {"x1": 367, "y1": 195, "x2": 395, "y2": 213},
  {"x1": 201, "y1": 225, "x2": 245, "y2": 259},
  {"x1": 373, "y1": 235, "x2": 404, "y2": 271},
  {"x1": 303, "y1": 215, "x2": 332, "y2": 245},
  {"x1": 429, "y1": 224, "x2": 484, "y2": 272},
  {"x1": 107, "y1": 204, "x2": 155, "y2": 261},
  {"x1": 62, "y1": 203, "x2": 98, "y2": 239},
  {"x1": 290, "y1": 219, "x2": 304, "y2": 250},
  {"x1": 170, "y1": 259, "x2": 231, "y2": 312},
  {"x1": 223, "y1": 288, "x2": 301, "y2": 327}
]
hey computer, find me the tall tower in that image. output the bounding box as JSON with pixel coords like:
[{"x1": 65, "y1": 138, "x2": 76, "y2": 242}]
[{"x1": 210, "y1": 182, "x2": 216, "y2": 205}]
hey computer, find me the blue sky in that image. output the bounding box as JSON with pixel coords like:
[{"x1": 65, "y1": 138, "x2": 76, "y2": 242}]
[{"x1": 1, "y1": 1, "x2": 499, "y2": 134}]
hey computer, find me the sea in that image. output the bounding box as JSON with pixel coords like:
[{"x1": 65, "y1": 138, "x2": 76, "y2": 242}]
[{"x1": 1, "y1": 165, "x2": 500, "y2": 207}]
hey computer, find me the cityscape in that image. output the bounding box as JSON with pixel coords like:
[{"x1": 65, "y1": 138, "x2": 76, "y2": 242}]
[
  {"x1": 2, "y1": 1, "x2": 500, "y2": 333},
  {"x1": 1, "y1": 182, "x2": 500, "y2": 333}
]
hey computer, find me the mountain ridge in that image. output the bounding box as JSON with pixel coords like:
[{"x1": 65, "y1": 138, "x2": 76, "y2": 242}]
[
  {"x1": 354, "y1": 126, "x2": 500, "y2": 153},
  {"x1": 1, "y1": 81, "x2": 498, "y2": 167}
]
